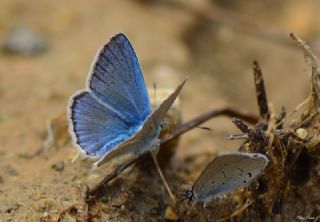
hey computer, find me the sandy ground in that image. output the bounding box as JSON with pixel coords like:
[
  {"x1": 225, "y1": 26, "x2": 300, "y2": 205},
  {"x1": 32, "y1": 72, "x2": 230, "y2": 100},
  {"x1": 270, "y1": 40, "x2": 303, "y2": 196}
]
[{"x1": 0, "y1": 0, "x2": 319, "y2": 221}]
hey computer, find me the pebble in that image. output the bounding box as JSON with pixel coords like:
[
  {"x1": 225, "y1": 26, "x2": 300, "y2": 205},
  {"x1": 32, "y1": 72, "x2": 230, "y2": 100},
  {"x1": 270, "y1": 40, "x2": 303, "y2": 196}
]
[
  {"x1": 5, "y1": 166, "x2": 18, "y2": 176},
  {"x1": 6, "y1": 203, "x2": 20, "y2": 214},
  {"x1": 51, "y1": 161, "x2": 65, "y2": 172},
  {"x1": 120, "y1": 204, "x2": 126, "y2": 212},
  {"x1": 296, "y1": 128, "x2": 308, "y2": 140},
  {"x1": 164, "y1": 206, "x2": 178, "y2": 221},
  {"x1": 2, "y1": 26, "x2": 47, "y2": 56}
]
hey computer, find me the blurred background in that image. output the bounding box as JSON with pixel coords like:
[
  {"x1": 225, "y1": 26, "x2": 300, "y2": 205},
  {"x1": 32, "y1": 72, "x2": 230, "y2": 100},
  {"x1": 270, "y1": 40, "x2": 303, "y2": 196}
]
[{"x1": 1, "y1": 0, "x2": 319, "y2": 220}]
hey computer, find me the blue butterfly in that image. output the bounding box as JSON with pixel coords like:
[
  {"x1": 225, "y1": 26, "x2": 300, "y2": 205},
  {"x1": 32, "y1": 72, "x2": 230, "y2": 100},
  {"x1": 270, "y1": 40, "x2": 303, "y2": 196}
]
[{"x1": 67, "y1": 33, "x2": 186, "y2": 199}]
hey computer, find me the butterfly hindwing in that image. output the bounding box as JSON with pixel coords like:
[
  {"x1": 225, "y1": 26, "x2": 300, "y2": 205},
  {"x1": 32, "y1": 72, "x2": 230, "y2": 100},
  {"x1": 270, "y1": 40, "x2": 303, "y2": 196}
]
[
  {"x1": 69, "y1": 91, "x2": 143, "y2": 157},
  {"x1": 192, "y1": 153, "x2": 268, "y2": 203}
]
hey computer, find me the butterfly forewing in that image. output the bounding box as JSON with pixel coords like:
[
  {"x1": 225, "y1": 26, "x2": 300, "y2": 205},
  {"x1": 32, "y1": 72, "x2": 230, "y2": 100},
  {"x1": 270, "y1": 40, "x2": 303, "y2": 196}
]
[{"x1": 88, "y1": 33, "x2": 151, "y2": 123}]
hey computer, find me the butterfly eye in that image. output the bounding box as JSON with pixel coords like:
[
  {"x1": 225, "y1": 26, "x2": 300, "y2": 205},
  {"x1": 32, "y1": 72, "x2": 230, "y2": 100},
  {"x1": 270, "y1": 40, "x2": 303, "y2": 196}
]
[{"x1": 184, "y1": 189, "x2": 194, "y2": 202}]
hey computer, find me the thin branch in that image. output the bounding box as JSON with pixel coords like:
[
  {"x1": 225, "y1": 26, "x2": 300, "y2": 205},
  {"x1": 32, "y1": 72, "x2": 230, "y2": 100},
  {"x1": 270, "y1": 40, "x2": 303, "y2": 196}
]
[
  {"x1": 89, "y1": 158, "x2": 136, "y2": 195},
  {"x1": 232, "y1": 118, "x2": 268, "y2": 144},
  {"x1": 76, "y1": 184, "x2": 89, "y2": 222},
  {"x1": 253, "y1": 61, "x2": 269, "y2": 120},
  {"x1": 290, "y1": 33, "x2": 320, "y2": 109},
  {"x1": 226, "y1": 133, "x2": 248, "y2": 140},
  {"x1": 232, "y1": 118, "x2": 251, "y2": 134},
  {"x1": 160, "y1": 107, "x2": 258, "y2": 145}
]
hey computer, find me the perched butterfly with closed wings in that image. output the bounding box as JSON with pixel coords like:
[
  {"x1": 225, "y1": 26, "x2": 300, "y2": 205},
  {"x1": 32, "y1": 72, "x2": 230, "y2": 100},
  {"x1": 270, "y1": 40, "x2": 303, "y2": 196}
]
[
  {"x1": 67, "y1": 33, "x2": 186, "y2": 201},
  {"x1": 185, "y1": 152, "x2": 268, "y2": 208}
]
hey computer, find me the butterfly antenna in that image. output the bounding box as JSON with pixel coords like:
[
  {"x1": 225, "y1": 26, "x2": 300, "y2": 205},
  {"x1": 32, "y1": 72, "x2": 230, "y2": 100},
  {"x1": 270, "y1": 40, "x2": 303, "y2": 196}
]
[
  {"x1": 187, "y1": 200, "x2": 197, "y2": 215},
  {"x1": 153, "y1": 81, "x2": 157, "y2": 107},
  {"x1": 162, "y1": 121, "x2": 212, "y2": 131},
  {"x1": 150, "y1": 150, "x2": 176, "y2": 204}
]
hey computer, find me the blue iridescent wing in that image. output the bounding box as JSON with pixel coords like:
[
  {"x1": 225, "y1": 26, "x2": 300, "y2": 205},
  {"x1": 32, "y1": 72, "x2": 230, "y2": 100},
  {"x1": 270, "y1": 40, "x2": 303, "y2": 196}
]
[
  {"x1": 68, "y1": 33, "x2": 151, "y2": 158},
  {"x1": 69, "y1": 91, "x2": 142, "y2": 157},
  {"x1": 87, "y1": 33, "x2": 151, "y2": 122}
]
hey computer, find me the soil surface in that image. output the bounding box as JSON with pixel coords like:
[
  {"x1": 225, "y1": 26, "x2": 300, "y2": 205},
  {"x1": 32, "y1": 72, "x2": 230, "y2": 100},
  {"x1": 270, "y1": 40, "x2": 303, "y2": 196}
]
[{"x1": 1, "y1": 0, "x2": 319, "y2": 221}]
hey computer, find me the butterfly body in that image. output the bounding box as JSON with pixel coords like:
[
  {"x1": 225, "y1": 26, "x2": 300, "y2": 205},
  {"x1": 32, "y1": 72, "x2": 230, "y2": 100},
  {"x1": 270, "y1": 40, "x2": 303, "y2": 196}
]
[{"x1": 95, "y1": 123, "x2": 162, "y2": 166}]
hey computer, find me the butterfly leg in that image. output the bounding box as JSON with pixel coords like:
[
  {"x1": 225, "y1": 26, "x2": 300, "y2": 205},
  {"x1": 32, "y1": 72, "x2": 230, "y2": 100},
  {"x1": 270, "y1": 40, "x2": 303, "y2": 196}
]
[
  {"x1": 202, "y1": 203, "x2": 213, "y2": 221},
  {"x1": 150, "y1": 144, "x2": 176, "y2": 204},
  {"x1": 153, "y1": 81, "x2": 157, "y2": 107},
  {"x1": 187, "y1": 200, "x2": 197, "y2": 215}
]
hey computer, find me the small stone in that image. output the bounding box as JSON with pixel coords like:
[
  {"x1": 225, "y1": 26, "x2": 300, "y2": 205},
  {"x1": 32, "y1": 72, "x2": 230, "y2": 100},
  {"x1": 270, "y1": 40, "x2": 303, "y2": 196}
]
[
  {"x1": 296, "y1": 128, "x2": 308, "y2": 140},
  {"x1": 42, "y1": 212, "x2": 49, "y2": 218},
  {"x1": 5, "y1": 166, "x2": 18, "y2": 176},
  {"x1": 120, "y1": 204, "x2": 126, "y2": 212},
  {"x1": 6, "y1": 203, "x2": 20, "y2": 214},
  {"x1": 51, "y1": 161, "x2": 64, "y2": 172},
  {"x1": 164, "y1": 206, "x2": 178, "y2": 221},
  {"x1": 2, "y1": 26, "x2": 47, "y2": 56}
]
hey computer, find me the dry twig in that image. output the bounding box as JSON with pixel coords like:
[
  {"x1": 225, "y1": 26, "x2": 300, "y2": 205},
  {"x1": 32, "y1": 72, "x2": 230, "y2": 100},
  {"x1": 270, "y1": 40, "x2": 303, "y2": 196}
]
[
  {"x1": 290, "y1": 33, "x2": 320, "y2": 111},
  {"x1": 253, "y1": 61, "x2": 269, "y2": 121}
]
